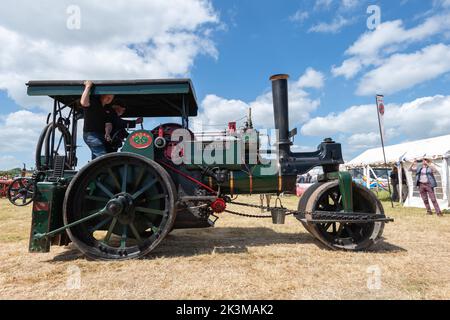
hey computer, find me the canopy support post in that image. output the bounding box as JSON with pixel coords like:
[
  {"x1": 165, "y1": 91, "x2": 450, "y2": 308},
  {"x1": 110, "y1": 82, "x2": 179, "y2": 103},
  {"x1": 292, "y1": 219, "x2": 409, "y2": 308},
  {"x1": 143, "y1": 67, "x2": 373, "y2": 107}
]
[
  {"x1": 182, "y1": 94, "x2": 189, "y2": 129},
  {"x1": 366, "y1": 165, "x2": 371, "y2": 190},
  {"x1": 49, "y1": 99, "x2": 57, "y2": 168}
]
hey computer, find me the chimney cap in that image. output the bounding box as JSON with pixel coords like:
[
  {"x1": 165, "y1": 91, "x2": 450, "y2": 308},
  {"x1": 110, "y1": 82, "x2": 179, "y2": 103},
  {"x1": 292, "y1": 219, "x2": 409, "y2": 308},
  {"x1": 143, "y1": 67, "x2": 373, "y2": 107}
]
[{"x1": 270, "y1": 74, "x2": 289, "y2": 81}]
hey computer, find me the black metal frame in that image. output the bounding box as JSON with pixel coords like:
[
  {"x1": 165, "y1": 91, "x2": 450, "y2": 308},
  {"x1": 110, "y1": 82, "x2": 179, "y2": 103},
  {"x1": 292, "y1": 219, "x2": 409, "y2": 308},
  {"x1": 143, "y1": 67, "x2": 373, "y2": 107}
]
[
  {"x1": 47, "y1": 99, "x2": 79, "y2": 171},
  {"x1": 44, "y1": 93, "x2": 191, "y2": 171}
]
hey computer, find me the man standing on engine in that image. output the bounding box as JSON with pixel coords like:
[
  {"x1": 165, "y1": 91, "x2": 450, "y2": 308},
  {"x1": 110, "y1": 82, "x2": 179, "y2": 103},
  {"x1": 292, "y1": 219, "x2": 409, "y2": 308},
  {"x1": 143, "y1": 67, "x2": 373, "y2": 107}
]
[{"x1": 80, "y1": 80, "x2": 114, "y2": 159}]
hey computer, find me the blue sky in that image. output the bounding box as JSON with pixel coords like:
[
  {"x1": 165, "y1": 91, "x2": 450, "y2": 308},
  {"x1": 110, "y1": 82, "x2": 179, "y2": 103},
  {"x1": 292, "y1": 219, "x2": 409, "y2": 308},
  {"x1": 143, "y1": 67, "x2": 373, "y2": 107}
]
[
  {"x1": 1, "y1": 0, "x2": 450, "y2": 170},
  {"x1": 196, "y1": 1, "x2": 446, "y2": 96}
]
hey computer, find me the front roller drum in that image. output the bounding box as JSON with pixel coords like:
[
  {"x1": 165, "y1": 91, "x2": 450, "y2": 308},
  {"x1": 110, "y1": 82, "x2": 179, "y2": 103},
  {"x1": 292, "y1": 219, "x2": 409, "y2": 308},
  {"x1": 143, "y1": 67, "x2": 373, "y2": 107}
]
[
  {"x1": 297, "y1": 181, "x2": 385, "y2": 251},
  {"x1": 63, "y1": 153, "x2": 177, "y2": 260}
]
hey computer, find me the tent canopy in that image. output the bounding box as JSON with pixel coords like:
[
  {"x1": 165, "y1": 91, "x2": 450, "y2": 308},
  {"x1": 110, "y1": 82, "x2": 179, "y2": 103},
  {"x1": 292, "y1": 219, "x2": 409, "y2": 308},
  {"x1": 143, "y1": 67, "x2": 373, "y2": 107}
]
[{"x1": 347, "y1": 134, "x2": 450, "y2": 168}]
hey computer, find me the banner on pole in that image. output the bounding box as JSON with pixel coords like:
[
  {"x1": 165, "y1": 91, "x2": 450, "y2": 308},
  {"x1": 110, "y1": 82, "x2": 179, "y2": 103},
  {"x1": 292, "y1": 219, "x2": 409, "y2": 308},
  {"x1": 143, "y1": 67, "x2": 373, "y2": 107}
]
[
  {"x1": 376, "y1": 95, "x2": 385, "y2": 142},
  {"x1": 375, "y1": 94, "x2": 393, "y2": 207}
]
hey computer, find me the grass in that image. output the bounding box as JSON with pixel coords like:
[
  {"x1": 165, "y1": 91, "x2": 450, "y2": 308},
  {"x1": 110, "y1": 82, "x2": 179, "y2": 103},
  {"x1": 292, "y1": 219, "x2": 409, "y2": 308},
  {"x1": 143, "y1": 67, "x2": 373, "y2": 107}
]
[
  {"x1": 0, "y1": 196, "x2": 449, "y2": 300},
  {"x1": 374, "y1": 189, "x2": 392, "y2": 201}
]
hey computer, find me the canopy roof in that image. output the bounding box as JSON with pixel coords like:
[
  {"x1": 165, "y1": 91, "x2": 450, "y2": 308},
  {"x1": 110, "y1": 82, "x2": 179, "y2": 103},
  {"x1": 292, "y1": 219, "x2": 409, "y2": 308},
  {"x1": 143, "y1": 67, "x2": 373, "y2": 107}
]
[
  {"x1": 347, "y1": 134, "x2": 450, "y2": 168},
  {"x1": 26, "y1": 79, "x2": 198, "y2": 117}
]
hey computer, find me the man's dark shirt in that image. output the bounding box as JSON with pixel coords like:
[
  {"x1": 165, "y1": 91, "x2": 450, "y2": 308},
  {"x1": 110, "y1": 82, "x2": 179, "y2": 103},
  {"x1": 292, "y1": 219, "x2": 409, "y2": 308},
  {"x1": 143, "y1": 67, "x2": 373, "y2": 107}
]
[
  {"x1": 83, "y1": 96, "x2": 107, "y2": 133},
  {"x1": 106, "y1": 111, "x2": 136, "y2": 138},
  {"x1": 390, "y1": 169, "x2": 407, "y2": 184},
  {"x1": 390, "y1": 172, "x2": 399, "y2": 185},
  {"x1": 106, "y1": 111, "x2": 137, "y2": 151}
]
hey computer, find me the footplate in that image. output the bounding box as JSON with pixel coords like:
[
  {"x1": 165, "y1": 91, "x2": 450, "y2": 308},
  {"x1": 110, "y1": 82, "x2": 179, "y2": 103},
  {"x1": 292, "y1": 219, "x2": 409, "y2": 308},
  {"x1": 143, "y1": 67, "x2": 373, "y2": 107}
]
[{"x1": 299, "y1": 211, "x2": 394, "y2": 224}]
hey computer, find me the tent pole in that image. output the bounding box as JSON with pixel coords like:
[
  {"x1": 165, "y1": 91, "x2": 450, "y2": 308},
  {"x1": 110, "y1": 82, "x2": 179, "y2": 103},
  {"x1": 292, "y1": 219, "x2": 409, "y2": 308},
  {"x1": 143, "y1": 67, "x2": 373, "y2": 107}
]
[
  {"x1": 398, "y1": 163, "x2": 403, "y2": 205},
  {"x1": 445, "y1": 154, "x2": 450, "y2": 208}
]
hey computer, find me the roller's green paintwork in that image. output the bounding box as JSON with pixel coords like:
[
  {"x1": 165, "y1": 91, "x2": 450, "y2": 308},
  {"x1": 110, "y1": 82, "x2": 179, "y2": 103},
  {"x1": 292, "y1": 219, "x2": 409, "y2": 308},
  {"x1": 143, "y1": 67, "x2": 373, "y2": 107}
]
[
  {"x1": 29, "y1": 182, "x2": 66, "y2": 253},
  {"x1": 121, "y1": 130, "x2": 155, "y2": 159},
  {"x1": 318, "y1": 171, "x2": 354, "y2": 212},
  {"x1": 338, "y1": 171, "x2": 353, "y2": 212},
  {"x1": 185, "y1": 143, "x2": 239, "y2": 170},
  {"x1": 183, "y1": 139, "x2": 261, "y2": 170},
  {"x1": 318, "y1": 171, "x2": 339, "y2": 181},
  {"x1": 35, "y1": 208, "x2": 107, "y2": 240}
]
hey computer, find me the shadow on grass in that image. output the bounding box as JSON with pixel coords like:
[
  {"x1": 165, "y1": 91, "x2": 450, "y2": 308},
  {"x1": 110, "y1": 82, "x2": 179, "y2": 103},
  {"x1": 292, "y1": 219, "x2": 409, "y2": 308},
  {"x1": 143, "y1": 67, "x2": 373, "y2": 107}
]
[
  {"x1": 151, "y1": 227, "x2": 317, "y2": 258},
  {"x1": 367, "y1": 238, "x2": 407, "y2": 253},
  {"x1": 48, "y1": 226, "x2": 406, "y2": 262}
]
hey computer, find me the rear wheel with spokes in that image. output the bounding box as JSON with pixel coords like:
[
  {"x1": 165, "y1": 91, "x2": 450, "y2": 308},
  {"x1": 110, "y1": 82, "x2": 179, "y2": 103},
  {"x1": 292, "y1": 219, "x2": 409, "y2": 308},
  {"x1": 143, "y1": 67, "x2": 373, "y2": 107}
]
[{"x1": 63, "y1": 153, "x2": 176, "y2": 260}]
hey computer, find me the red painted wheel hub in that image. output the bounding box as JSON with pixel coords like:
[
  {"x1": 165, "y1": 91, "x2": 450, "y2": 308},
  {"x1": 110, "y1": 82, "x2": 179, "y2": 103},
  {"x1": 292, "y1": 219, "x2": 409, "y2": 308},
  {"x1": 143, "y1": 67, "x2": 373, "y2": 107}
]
[{"x1": 211, "y1": 198, "x2": 226, "y2": 213}]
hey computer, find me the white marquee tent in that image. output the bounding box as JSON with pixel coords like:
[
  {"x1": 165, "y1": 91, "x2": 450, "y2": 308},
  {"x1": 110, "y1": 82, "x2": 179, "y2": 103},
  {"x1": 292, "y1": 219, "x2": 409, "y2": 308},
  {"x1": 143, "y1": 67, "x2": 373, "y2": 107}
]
[{"x1": 346, "y1": 134, "x2": 450, "y2": 210}]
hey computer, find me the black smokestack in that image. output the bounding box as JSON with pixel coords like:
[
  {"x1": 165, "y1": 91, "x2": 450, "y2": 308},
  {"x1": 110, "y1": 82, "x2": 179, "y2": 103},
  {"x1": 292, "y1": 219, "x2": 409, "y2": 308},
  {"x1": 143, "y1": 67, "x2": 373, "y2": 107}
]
[{"x1": 270, "y1": 74, "x2": 291, "y2": 157}]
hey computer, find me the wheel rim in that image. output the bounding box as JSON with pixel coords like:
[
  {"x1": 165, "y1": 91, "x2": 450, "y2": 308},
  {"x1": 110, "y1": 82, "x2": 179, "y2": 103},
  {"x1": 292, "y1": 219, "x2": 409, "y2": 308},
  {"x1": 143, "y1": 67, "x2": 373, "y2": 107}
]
[
  {"x1": 307, "y1": 183, "x2": 384, "y2": 250},
  {"x1": 64, "y1": 154, "x2": 175, "y2": 260},
  {"x1": 36, "y1": 122, "x2": 72, "y2": 170}
]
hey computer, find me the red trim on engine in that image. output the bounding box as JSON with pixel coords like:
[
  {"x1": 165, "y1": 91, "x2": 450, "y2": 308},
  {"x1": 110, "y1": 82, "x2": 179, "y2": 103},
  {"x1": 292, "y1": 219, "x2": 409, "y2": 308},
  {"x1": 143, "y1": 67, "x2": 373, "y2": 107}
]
[
  {"x1": 33, "y1": 201, "x2": 49, "y2": 212},
  {"x1": 158, "y1": 161, "x2": 217, "y2": 194},
  {"x1": 211, "y1": 198, "x2": 226, "y2": 213}
]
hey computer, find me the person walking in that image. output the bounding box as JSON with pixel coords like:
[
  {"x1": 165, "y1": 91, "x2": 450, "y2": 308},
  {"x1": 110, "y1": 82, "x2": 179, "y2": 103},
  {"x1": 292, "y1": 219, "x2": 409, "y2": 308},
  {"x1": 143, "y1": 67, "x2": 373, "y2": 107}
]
[{"x1": 409, "y1": 158, "x2": 443, "y2": 216}]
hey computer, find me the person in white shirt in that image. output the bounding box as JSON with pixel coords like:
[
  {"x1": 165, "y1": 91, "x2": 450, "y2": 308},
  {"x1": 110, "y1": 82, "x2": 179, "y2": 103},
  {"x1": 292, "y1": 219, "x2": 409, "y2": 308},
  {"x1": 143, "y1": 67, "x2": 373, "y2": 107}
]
[{"x1": 409, "y1": 158, "x2": 442, "y2": 216}]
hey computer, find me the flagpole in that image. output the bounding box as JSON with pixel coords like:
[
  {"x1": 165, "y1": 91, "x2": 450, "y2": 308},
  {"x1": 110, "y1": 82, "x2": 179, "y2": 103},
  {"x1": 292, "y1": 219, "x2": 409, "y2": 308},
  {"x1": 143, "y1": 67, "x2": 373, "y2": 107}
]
[{"x1": 376, "y1": 95, "x2": 394, "y2": 208}]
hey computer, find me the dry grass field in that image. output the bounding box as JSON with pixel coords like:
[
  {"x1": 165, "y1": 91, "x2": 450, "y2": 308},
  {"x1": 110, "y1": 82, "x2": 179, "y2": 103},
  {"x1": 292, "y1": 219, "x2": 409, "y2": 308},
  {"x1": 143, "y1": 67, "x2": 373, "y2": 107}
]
[{"x1": 0, "y1": 196, "x2": 449, "y2": 300}]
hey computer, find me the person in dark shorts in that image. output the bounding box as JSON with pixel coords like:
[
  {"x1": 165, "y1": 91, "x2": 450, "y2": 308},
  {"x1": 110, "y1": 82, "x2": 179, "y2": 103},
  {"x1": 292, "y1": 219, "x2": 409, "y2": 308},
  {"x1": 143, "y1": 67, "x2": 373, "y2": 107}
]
[
  {"x1": 80, "y1": 81, "x2": 114, "y2": 159},
  {"x1": 104, "y1": 104, "x2": 143, "y2": 152}
]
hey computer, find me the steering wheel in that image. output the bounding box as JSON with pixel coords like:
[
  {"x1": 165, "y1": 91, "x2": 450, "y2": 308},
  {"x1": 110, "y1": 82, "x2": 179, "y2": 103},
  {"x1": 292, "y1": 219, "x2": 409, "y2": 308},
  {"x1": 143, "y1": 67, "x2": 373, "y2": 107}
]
[
  {"x1": 108, "y1": 122, "x2": 144, "y2": 151},
  {"x1": 151, "y1": 123, "x2": 194, "y2": 161}
]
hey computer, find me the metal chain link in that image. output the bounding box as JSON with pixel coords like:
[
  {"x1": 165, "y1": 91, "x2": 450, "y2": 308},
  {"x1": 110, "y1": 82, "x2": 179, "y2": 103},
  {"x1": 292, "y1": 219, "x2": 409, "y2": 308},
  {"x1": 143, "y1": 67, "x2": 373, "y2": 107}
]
[
  {"x1": 225, "y1": 199, "x2": 295, "y2": 219},
  {"x1": 229, "y1": 200, "x2": 283, "y2": 211},
  {"x1": 225, "y1": 209, "x2": 273, "y2": 218}
]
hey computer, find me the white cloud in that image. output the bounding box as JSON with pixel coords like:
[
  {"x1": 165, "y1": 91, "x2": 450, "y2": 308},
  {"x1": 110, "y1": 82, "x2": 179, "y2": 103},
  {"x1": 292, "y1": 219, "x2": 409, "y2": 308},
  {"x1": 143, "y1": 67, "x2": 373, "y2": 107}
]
[
  {"x1": 314, "y1": 0, "x2": 333, "y2": 10},
  {"x1": 306, "y1": 0, "x2": 360, "y2": 34},
  {"x1": 198, "y1": 94, "x2": 249, "y2": 127},
  {"x1": 0, "y1": 110, "x2": 47, "y2": 153},
  {"x1": 357, "y1": 44, "x2": 450, "y2": 95},
  {"x1": 0, "y1": 156, "x2": 22, "y2": 171},
  {"x1": 333, "y1": 14, "x2": 450, "y2": 80},
  {"x1": 347, "y1": 16, "x2": 447, "y2": 58},
  {"x1": 341, "y1": 0, "x2": 359, "y2": 9},
  {"x1": 0, "y1": 0, "x2": 219, "y2": 110},
  {"x1": 331, "y1": 58, "x2": 362, "y2": 79},
  {"x1": 289, "y1": 10, "x2": 309, "y2": 23},
  {"x1": 301, "y1": 95, "x2": 450, "y2": 153},
  {"x1": 197, "y1": 69, "x2": 324, "y2": 129},
  {"x1": 301, "y1": 104, "x2": 376, "y2": 137},
  {"x1": 314, "y1": 0, "x2": 361, "y2": 11},
  {"x1": 435, "y1": 0, "x2": 450, "y2": 8},
  {"x1": 346, "y1": 132, "x2": 380, "y2": 149},
  {"x1": 297, "y1": 68, "x2": 325, "y2": 89},
  {"x1": 308, "y1": 16, "x2": 351, "y2": 33}
]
